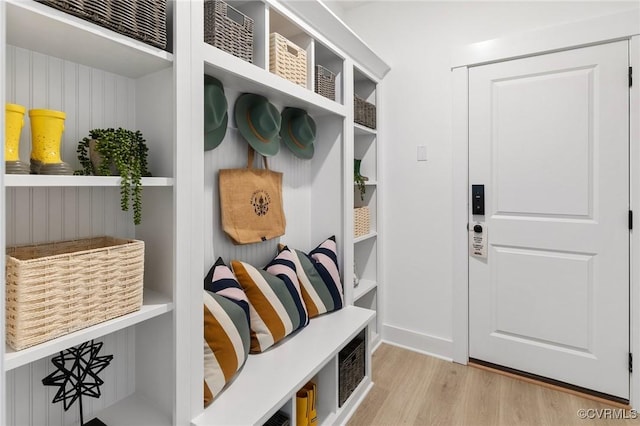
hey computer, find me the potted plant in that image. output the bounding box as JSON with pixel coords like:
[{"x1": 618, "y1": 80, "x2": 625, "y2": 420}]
[
  {"x1": 76, "y1": 128, "x2": 151, "y2": 225},
  {"x1": 354, "y1": 159, "x2": 368, "y2": 201}
]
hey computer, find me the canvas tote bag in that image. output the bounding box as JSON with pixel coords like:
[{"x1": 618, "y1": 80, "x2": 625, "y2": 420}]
[{"x1": 219, "y1": 146, "x2": 286, "y2": 244}]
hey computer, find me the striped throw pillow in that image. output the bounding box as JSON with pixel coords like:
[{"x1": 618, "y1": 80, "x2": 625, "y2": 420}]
[
  {"x1": 203, "y1": 258, "x2": 251, "y2": 406},
  {"x1": 205, "y1": 257, "x2": 250, "y2": 323},
  {"x1": 231, "y1": 248, "x2": 309, "y2": 353},
  {"x1": 285, "y1": 236, "x2": 344, "y2": 318}
]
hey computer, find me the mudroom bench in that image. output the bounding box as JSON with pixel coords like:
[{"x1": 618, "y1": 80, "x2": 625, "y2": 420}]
[{"x1": 192, "y1": 306, "x2": 376, "y2": 426}]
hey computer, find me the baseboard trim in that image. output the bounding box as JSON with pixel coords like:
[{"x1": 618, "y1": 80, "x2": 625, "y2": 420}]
[
  {"x1": 469, "y1": 360, "x2": 630, "y2": 409},
  {"x1": 382, "y1": 324, "x2": 453, "y2": 361}
]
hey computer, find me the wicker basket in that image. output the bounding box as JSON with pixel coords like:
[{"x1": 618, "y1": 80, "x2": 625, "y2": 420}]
[
  {"x1": 264, "y1": 411, "x2": 290, "y2": 426},
  {"x1": 270, "y1": 32, "x2": 307, "y2": 88},
  {"x1": 354, "y1": 95, "x2": 376, "y2": 129},
  {"x1": 315, "y1": 65, "x2": 336, "y2": 101},
  {"x1": 354, "y1": 207, "x2": 370, "y2": 238},
  {"x1": 37, "y1": 0, "x2": 167, "y2": 49},
  {"x1": 6, "y1": 236, "x2": 144, "y2": 351},
  {"x1": 204, "y1": 0, "x2": 254, "y2": 63},
  {"x1": 339, "y1": 332, "x2": 365, "y2": 407}
]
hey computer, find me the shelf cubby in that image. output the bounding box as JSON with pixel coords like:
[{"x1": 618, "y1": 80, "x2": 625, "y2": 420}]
[
  {"x1": 354, "y1": 66, "x2": 377, "y2": 106},
  {"x1": 355, "y1": 236, "x2": 378, "y2": 285},
  {"x1": 314, "y1": 41, "x2": 344, "y2": 104},
  {"x1": 355, "y1": 134, "x2": 377, "y2": 183},
  {"x1": 268, "y1": 7, "x2": 313, "y2": 90},
  {"x1": 354, "y1": 279, "x2": 378, "y2": 303},
  {"x1": 223, "y1": 1, "x2": 269, "y2": 69},
  {"x1": 5, "y1": 0, "x2": 173, "y2": 78}
]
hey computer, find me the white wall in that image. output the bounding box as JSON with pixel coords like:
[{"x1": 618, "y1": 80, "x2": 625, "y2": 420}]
[{"x1": 341, "y1": 1, "x2": 639, "y2": 358}]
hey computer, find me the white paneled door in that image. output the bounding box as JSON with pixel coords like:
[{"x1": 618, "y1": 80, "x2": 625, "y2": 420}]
[{"x1": 469, "y1": 41, "x2": 630, "y2": 399}]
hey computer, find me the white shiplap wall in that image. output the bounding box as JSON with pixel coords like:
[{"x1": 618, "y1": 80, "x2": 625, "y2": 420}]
[
  {"x1": 203, "y1": 86, "x2": 316, "y2": 271},
  {"x1": 5, "y1": 46, "x2": 137, "y2": 425}
]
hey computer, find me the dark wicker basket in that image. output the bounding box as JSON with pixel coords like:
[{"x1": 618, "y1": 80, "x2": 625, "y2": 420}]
[
  {"x1": 338, "y1": 332, "x2": 365, "y2": 407},
  {"x1": 204, "y1": 0, "x2": 254, "y2": 63},
  {"x1": 354, "y1": 95, "x2": 376, "y2": 129},
  {"x1": 315, "y1": 65, "x2": 336, "y2": 101},
  {"x1": 37, "y1": 0, "x2": 167, "y2": 49},
  {"x1": 264, "y1": 410, "x2": 290, "y2": 426}
]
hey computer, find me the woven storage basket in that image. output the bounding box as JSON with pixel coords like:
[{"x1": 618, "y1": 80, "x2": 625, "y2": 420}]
[
  {"x1": 354, "y1": 95, "x2": 376, "y2": 129},
  {"x1": 315, "y1": 65, "x2": 336, "y2": 101},
  {"x1": 204, "y1": 0, "x2": 254, "y2": 63},
  {"x1": 264, "y1": 410, "x2": 290, "y2": 426},
  {"x1": 37, "y1": 0, "x2": 167, "y2": 49},
  {"x1": 6, "y1": 236, "x2": 144, "y2": 351},
  {"x1": 354, "y1": 207, "x2": 370, "y2": 238},
  {"x1": 339, "y1": 332, "x2": 365, "y2": 407},
  {"x1": 270, "y1": 32, "x2": 307, "y2": 88}
]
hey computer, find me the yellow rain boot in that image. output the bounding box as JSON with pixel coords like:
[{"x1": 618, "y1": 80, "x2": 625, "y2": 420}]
[
  {"x1": 29, "y1": 109, "x2": 73, "y2": 175},
  {"x1": 5, "y1": 103, "x2": 30, "y2": 174}
]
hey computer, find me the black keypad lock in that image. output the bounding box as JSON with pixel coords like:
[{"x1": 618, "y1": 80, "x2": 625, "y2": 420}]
[{"x1": 472, "y1": 185, "x2": 485, "y2": 216}]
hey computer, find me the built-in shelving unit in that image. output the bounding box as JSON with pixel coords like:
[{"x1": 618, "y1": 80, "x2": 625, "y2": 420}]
[
  {"x1": 199, "y1": 1, "x2": 384, "y2": 423},
  {"x1": 352, "y1": 65, "x2": 382, "y2": 349},
  {"x1": 2, "y1": 0, "x2": 182, "y2": 424},
  {"x1": 192, "y1": 306, "x2": 375, "y2": 426},
  {"x1": 0, "y1": 0, "x2": 388, "y2": 424}
]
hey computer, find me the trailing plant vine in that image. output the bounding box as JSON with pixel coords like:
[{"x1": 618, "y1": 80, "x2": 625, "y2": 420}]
[
  {"x1": 354, "y1": 159, "x2": 367, "y2": 201},
  {"x1": 76, "y1": 128, "x2": 150, "y2": 225},
  {"x1": 354, "y1": 173, "x2": 366, "y2": 201}
]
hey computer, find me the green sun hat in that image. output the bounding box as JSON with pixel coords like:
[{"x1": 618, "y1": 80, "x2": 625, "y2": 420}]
[
  {"x1": 280, "y1": 107, "x2": 316, "y2": 160},
  {"x1": 204, "y1": 75, "x2": 228, "y2": 151},
  {"x1": 234, "y1": 93, "x2": 281, "y2": 157}
]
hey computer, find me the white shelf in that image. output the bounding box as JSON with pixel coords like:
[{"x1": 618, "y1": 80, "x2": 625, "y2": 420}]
[
  {"x1": 354, "y1": 180, "x2": 377, "y2": 186},
  {"x1": 5, "y1": 175, "x2": 174, "y2": 187},
  {"x1": 4, "y1": 289, "x2": 173, "y2": 371},
  {"x1": 354, "y1": 232, "x2": 377, "y2": 244},
  {"x1": 354, "y1": 123, "x2": 377, "y2": 136},
  {"x1": 5, "y1": 0, "x2": 173, "y2": 79},
  {"x1": 193, "y1": 306, "x2": 375, "y2": 426},
  {"x1": 202, "y1": 43, "x2": 347, "y2": 117},
  {"x1": 354, "y1": 279, "x2": 378, "y2": 302},
  {"x1": 96, "y1": 392, "x2": 172, "y2": 426}
]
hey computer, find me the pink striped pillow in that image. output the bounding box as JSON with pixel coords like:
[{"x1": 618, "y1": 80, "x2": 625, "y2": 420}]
[{"x1": 231, "y1": 248, "x2": 309, "y2": 353}]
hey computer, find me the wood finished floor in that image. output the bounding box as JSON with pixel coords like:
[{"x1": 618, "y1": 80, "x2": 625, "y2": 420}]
[{"x1": 347, "y1": 344, "x2": 640, "y2": 426}]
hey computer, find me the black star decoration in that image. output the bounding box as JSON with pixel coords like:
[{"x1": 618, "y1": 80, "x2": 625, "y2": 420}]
[{"x1": 42, "y1": 340, "x2": 113, "y2": 425}]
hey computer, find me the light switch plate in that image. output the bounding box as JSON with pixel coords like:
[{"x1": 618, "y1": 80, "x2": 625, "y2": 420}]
[{"x1": 417, "y1": 145, "x2": 427, "y2": 161}]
